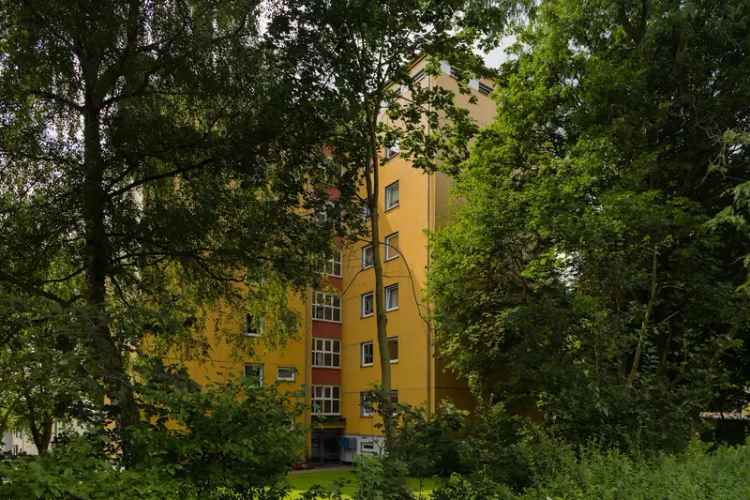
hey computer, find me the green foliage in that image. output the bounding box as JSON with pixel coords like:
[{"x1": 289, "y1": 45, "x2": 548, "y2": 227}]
[
  {"x1": 0, "y1": 436, "x2": 184, "y2": 499},
  {"x1": 0, "y1": 0, "x2": 346, "y2": 447},
  {"x1": 429, "y1": 440, "x2": 750, "y2": 500},
  {"x1": 430, "y1": 473, "x2": 512, "y2": 500},
  {"x1": 516, "y1": 440, "x2": 750, "y2": 500},
  {"x1": 0, "y1": 362, "x2": 304, "y2": 499},
  {"x1": 430, "y1": 0, "x2": 750, "y2": 451},
  {"x1": 389, "y1": 403, "x2": 468, "y2": 478},
  {"x1": 131, "y1": 358, "x2": 305, "y2": 495},
  {"x1": 353, "y1": 455, "x2": 413, "y2": 500}
]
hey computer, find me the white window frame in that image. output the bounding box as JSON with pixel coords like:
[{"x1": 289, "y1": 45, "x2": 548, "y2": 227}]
[
  {"x1": 361, "y1": 291, "x2": 375, "y2": 318},
  {"x1": 244, "y1": 363, "x2": 264, "y2": 386},
  {"x1": 312, "y1": 385, "x2": 341, "y2": 416},
  {"x1": 361, "y1": 341, "x2": 374, "y2": 367},
  {"x1": 312, "y1": 338, "x2": 341, "y2": 368},
  {"x1": 384, "y1": 232, "x2": 399, "y2": 261},
  {"x1": 312, "y1": 291, "x2": 341, "y2": 322},
  {"x1": 385, "y1": 181, "x2": 399, "y2": 211},
  {"x1": 319, "y1": 249, "x2": 342, "y2": 277},
  {"x1": 384, "y1": 139, "x2": 400, "y2": 161},
  {"x1": 385, "y1": 284, "x2": 399, "y2": 311},
  {"x1": 361, "y1": 245, "x2": 374, "y2": 269},
  {"x1": 388, "y1": 337, "x2": 399, "y2": 363},
  {"x1": 244, "y1": 313, "x2": 261, "y2": 337},
  {"x1": 277, "y1": 367, "x2": 296, "y2": 382}
]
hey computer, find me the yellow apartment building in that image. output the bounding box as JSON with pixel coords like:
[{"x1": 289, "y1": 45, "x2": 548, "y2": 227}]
[{"x1": 175, "y1": 56, "x2": 496, "y2": 463}]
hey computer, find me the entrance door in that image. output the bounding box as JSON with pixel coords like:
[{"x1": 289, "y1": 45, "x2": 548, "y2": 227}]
[{"x1": 311, "y1": 429, "x2": 342, "y2": 463}]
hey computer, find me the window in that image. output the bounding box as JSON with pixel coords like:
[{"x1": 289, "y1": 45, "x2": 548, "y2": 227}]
[
  {"x1": 319, "y1": 249, "x2": 342, "y2": 277},
  {"x1": 361, "y1": 245, "x2": 374, "y2": 269},
  {"x1": 388, "y1": 337, "x2": 399, "y2": 363},
  {"x1": 360, "y1": 390, "x2": 399, "y2": 417},
  {"x1": 244, "y1": 313, "x2": 261, "y2": 337},
  {"x1": 312, "y1": 338, "x2": 341, "y2": 368},
  {"x1": 385, "y1": 181, "x2": 399, "y2": 210},
  {"x1": 385, "y1": 284, "x2": 399, "y2": 311},
  {"x1": 361, "y1": 341, "x2": 374, "y2": 367},
  {"x1": 312, "y1": 385, "x2": 340, "y2": 416},
  {"x1": 478, "y1": 81, "x2": 494, "y2": 96},
  {"x1": 244, "y1": 364, "x2": 263, "y2": 386},
  {"x1": 361, "y1": 292, "x2": 374, "y2": 317},
  {"x1": 384, "y1": 139, "x2": 400, "y2": 161},
  {"x1": 360, "y1": 391, "x2": 375, "y2": 417},
  {"x1": 384, "y1": 232, "x2": 399, "y2": 261},
  {"x1": 313, "y1": 291, "x2": 341, "y2": 322},
  {"x1": 277, "y1": 367, "x2": 296, "y2": 382}
]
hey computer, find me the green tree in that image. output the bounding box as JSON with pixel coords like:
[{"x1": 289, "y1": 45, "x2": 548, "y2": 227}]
[
  {"x1": 0, "y1": 0, "x2": 342, "y2": 459},
  {"x1": 430, "y1": 0, "x2": 750, "y2": 451},
  {"x1": 268, "y1": 0, "x2": 498, "y2": 450}
]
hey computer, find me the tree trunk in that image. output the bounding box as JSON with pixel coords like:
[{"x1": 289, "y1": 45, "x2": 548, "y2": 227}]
[
  {"x1": 82, "y1": 60, "x2": 140, "y2": 463},
  {"x1": 365, "y1": 116, "x2": 394, "y2": 450}
]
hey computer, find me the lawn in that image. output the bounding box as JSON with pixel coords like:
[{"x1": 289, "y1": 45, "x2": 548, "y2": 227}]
[{"x1": 287, "y1": 468, "x2": 438, "y2": 499}]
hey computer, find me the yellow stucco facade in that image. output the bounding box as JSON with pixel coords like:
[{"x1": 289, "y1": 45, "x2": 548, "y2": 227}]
[{"x1": 172, "y1": 58, "x2": 496, "y2": 462}]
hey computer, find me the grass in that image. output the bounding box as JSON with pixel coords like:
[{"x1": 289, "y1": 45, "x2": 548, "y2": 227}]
[{"x1": 286, "y1": 468, "x2": 438, "y2": 499}]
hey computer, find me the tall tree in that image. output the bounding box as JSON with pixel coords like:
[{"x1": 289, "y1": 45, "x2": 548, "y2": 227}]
[
  {"x1": 430, "y1": 0, "x2": 750, "y2": 451},
  {"x1": 0, "y1": 0, "x2": 341, "y2": 460},
  {"x1": 268, "y1": 0, "x2": 494, "y2": 448}
]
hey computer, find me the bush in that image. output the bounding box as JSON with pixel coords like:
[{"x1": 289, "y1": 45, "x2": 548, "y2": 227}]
[
  {"x1": 429, "y1": 440, "x2": 750, "y2": 500},
  {"x1": 353, "y1": 455, "x2": 413, "y2": 500},
  {"x1": 389, "y1": 402, "x2": 468, "y2": 478},
  {"x1": 0, "y1": 436, "x2": 183, "y2": 499},
  {"x1": 0, "y1": 362, "x2": 304, "y2": 499}
]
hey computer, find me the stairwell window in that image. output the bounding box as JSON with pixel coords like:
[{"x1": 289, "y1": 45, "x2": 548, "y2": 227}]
[
  {"x1": 361, "y1": 245, "x2": 374, "y2": 269},
  {"x1": 313, "y1": 291, "x2": 341, "y2": 322},
  {"x1": 319, "y1": 249, "x2": 342, "y2": 277},
  {"x1": 361, "y1": 341, "x2": 374, "y2": 367},
  {"x1": 385, "y1": 284, "x2": 399, "y2": 311},
  {"x1": 312, "y1": 385, "x2": 340, "y2": 416},
  {"x1": 361, "y1": 292, "x2": 374, "y2": 318},
  {"x1": 312, "y1": 338, "x2": 341, "y2": 368},
  {"x1": 385, "y1": 181, "x2": 399, "y2": 210},
  {"x1": 384, "y1": 232, "x2": 399, "y2": 261}
]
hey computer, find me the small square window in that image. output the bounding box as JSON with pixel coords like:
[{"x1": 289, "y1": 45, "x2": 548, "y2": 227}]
[
  {"x1": 277, "y1": 367, "x2": 296, "y2": 382},
  {"x1": 478, "y1": 81, "x2": 493, "y2": 96},
  {"x1": 244, "y1": 364, "x2": 263, "y2": 386},
  {"x1": 361, "y1": 292, "x2": 374, "y2": 317},
  {"x1": 384, "y1": 140, "x2": 400, "y2": 161},
  {"x1": 384, "y1": 233, "x2": 399, "y2": 261},
  {"x1": 385, "y1": 284, "x2": 399, "y2": 311},
  {"x1": 361, "y1": 245, "x2": 374, "y2": 269},
  {"x1": 361, "y1": 341, "x2": 374, "y2": 367},
  {"x1": 385, "y1": 181, "x2": 399, "y2": 210},
  {"x1": 388, "y1": 337, "x2": 399, "y2": 363}
]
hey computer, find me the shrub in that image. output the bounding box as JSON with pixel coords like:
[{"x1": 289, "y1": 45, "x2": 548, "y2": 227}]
[
  {"x1": 353, "y1": 455, "x2": 412, "y2": 500},
  {"x1": 428, "y1": 440, "x2": 750, "y2": 500}
]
